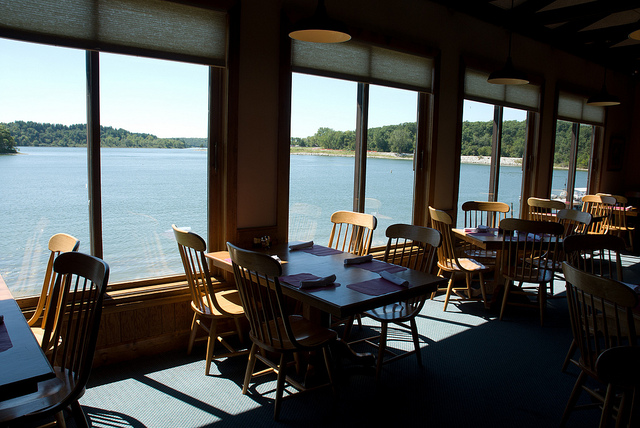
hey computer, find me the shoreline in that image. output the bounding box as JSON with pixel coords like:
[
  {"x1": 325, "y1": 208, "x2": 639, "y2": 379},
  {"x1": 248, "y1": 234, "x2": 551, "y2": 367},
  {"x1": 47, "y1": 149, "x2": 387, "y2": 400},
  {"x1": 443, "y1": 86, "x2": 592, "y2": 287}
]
[{"x1": 290, "y1": 147, "x2": 523, "y2": 166}]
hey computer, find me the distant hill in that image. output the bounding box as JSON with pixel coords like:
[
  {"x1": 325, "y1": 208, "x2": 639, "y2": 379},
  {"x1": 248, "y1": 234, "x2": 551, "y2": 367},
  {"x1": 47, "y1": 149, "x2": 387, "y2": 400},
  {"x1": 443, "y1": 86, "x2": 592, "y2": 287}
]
[
  {"x1": 2, "y1": 121, "x2": 197, "y2": 149},
  {"x1": 181, "y1": 138, "x2": 207, "y2": 148}
]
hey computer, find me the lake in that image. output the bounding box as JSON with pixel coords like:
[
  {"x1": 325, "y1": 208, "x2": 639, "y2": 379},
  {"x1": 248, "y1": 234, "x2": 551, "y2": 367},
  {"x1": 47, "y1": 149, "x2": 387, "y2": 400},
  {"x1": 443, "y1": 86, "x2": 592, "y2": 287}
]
[{"x1": 1, "y1": 147, "x2": 586, "y2": 297}]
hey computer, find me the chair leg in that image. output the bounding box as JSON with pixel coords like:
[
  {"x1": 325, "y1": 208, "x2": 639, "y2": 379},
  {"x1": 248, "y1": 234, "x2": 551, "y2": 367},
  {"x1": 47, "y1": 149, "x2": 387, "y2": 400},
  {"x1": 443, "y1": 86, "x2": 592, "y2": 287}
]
[
  {"x1": 465, "y1": 273, "x2": 473, "y2": 299},
  {"x1": 343, "y1": 316, "x2": 355, "y2": 340},
  {"x1": 187, "y1": 313, "x2": 199, "y2": 355},
  {"x1": 322, "y1": 346, "x2": 336, "y2": 395},
  {"x1": 599, "y1": 384, "x2": 616, "y2": 428},
  {"x1": 274, "y1": 353, "x2": 287, "y2": 421},
  {"x1": 409, "y1": 318, "x2": 422, "y2": 366},
  {"x1": 376, "y1": 322, "x2": 388, "y2": 379},
  {"x1": 54, "y1": 410, "x2": 68, "y2": 428},
  {"x1": 443, "y1": 275, "x2": 455, "y2": 311},
  {"x1": 432, "y1": 268, "x2": 443, "y2": 300},
  {"x1": 539, "y1": 284, "x2": 547, "y2": 326},
  {"x1": 242, "y1": 343, "x2": 258, "y2": 394},
  {"x1": 560, "y1": 371, "x2": 588, "y2": 427},
  {"x1": 234, "y1": 317, "x2": 244, "y2": 344},
  {"x1": 70, "y1": 401, "x2": 89, "y2": 428},
  {"x1": 561, "y1": 339, "x2": 577, "y2": 372},
  {"x1": 478, "y1": 272, "x2": 488, "y2": 308},
  {"x1": 205, "y1": 319, "x2": 218, "y2": 375},
  {"x1": 499, "y1": 279, "x2": 511, "y2": 321}
]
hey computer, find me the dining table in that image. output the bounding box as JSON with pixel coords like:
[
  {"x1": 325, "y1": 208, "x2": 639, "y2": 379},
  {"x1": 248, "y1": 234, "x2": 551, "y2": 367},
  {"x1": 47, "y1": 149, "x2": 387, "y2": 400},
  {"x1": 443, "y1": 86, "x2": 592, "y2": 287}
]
[
  {"x1": 0, "y1": 274, "x2": 54, "y2": 402},
  {"x1": 452, "y1": 227, "x2": 504, "y2": 292},
  {"x1": 206, "y1": 242, "x2": 448, "y2": 367}
]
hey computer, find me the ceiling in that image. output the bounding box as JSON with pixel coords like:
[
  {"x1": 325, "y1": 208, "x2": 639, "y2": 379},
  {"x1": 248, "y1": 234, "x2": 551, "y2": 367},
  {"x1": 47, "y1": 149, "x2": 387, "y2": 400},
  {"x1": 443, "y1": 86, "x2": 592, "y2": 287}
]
[{"x1": 428, "y1": 0, "x2": 640, "y2": 77}]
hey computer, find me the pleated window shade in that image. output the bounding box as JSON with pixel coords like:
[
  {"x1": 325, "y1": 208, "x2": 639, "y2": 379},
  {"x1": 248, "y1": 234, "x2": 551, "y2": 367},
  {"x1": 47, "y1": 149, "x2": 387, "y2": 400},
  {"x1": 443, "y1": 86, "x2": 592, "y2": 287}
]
[
  {"x1": 0, "y1": 0, "x2": 227, "y2": 67},
  {"x1": 557, "y1": 91, "x2": 604, "y2": 125},
  {"x1": 292, "y1": 39, "x2": 434, "y2": 93},
  {"x1": 464, "y1": 68, "x2": 540, "y2": 112}
]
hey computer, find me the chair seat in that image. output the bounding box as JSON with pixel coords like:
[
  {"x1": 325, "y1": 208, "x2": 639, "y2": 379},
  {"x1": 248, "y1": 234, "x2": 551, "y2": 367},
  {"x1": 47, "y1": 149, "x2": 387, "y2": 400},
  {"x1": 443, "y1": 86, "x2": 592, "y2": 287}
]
[
  {"x1": 251, "y1": 315, "x2": 337, "y2": 353},
  {"x1": 193, "y1": 289, "x2": 244, "y2": 318},
  {"x1": 438, "y1": 258, "x2": 489, "y2": 273},
  {"x1": 364, "y1": 300, "x2": 422, "y2": 323}
]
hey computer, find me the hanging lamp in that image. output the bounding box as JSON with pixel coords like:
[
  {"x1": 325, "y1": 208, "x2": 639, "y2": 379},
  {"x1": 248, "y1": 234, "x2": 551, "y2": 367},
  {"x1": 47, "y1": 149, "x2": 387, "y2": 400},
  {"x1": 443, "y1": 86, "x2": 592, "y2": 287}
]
[
  {"x1": 586, "y1": 69, "x2": 620, "y2": 106},
  {"x1": 629, "y1": 29, "x2": 640, "y2": 40},
  {"x1": 289, "y1": 0, "x2": 351, "y2": 43},
  {"x1": 488, "y1": 0, "x2": 528, "y2": 85}
]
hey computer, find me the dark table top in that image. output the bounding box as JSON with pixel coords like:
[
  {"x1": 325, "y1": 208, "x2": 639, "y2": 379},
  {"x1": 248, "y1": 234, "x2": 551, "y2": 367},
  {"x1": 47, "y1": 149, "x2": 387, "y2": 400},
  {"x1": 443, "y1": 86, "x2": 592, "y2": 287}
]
[
  {"x1": 0, "y1": 275, "x2": 54, "y2": 401},
  {"x1": 207, "y1": 243, "x2": 447, "y2": 319}
]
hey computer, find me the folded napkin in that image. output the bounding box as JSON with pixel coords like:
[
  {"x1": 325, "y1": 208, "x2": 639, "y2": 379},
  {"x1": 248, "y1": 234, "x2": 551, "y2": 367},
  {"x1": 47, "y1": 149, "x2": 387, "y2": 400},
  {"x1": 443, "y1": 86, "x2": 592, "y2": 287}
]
[
  {"x1": 344, "y1": 254, "x2": 373, "y2": 265},
  {"x1": 477, "y1": 224, "x2": 489, "y2": 232},
  {"x1": 300, "y1": 274, "x2": 337, "y2": 289},
  {"x1": 379, "y1": 271, "x2": 409, "y2": 287},
  {"x1": 289, "y1": 241, "x2": 314, "y2": 250}
]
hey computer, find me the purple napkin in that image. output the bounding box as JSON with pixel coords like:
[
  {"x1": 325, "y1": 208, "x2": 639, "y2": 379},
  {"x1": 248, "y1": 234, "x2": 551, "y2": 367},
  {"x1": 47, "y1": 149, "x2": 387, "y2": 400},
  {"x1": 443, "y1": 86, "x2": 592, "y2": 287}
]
[
  {"x1": 279, "y1": 273, "x2": 340, "y2": 290},
  {"x1": 347, "y1": 277, "x2": 406, "y2": 296},
  {"x1": 350, "y1": 259, "x2": 407, "y2": 274},
  {"x1": 301, "y1": 245, "x2": 343, "y2": 256}
]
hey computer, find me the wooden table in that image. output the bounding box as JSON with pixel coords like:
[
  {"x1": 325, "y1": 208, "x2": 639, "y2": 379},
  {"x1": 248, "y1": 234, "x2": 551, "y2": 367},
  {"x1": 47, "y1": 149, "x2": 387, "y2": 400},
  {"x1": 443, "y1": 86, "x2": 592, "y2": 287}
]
[
  {"x1": 207, "y1": 243, "x2": 447, "y2": 324},
  {"x1": 0, "y1": 274, "x2": 54, "y2": 401}
]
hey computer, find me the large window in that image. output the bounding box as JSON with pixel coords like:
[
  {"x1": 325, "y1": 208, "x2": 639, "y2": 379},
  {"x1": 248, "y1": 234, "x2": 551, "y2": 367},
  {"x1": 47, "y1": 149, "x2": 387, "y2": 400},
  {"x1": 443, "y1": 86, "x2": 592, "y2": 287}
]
[
  {"x1": 459, "y1": 69, "x2": 540, "y2": 225},
  {"x1": 289, "y1": 40, "x2": 432, "y2": 247},
  {"x1": 551, "y1": 91, "x2": 605, "y2": 208},
  {"x1": 0, "y1": 1, "x2": 227, "y2": 296}
]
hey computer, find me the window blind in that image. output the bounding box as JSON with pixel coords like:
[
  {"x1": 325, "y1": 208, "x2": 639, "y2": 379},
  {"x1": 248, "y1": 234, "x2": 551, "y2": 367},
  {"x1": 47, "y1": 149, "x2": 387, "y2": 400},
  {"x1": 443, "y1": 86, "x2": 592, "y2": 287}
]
[
  {"x1": 0, "y1": 0, "x2": 227, "y2": 67},
  {"x1": 292, "y1": 39, "x2": 434, "y2": 93},
  {"x1": 557, "y1": 91, "x2": 605, "y2": 125},
  {"x1": 464, "y1": 68, "x2": 540, "y2": 112}
]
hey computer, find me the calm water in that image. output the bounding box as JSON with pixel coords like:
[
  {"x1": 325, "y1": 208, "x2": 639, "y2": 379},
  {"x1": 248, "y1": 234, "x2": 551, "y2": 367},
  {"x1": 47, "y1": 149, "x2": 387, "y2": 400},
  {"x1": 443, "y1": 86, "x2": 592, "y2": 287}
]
[{"x1": 1, "y1": 147, "x2": 585, "y2": 297}]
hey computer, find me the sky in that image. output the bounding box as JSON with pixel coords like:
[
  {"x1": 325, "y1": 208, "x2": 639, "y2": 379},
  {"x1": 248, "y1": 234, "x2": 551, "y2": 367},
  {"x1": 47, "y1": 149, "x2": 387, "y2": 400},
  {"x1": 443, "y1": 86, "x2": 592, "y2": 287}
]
[{"x1": 1, "y1": 37, "x2": 525, "y2": 140}]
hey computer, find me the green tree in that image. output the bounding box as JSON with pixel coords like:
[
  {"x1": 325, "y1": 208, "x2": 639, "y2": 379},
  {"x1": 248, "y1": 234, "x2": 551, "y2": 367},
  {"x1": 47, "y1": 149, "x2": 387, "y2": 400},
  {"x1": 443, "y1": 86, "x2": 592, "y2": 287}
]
[{"x1": 0, "y1": 124, "x2": 17, "y2": 153}]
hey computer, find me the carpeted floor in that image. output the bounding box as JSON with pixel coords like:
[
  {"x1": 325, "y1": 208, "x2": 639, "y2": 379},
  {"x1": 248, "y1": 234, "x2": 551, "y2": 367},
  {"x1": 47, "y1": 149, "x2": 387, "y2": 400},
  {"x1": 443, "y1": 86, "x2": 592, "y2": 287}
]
[{"x1": 65, "y1": 253, "x2": 640, "y2": 427}]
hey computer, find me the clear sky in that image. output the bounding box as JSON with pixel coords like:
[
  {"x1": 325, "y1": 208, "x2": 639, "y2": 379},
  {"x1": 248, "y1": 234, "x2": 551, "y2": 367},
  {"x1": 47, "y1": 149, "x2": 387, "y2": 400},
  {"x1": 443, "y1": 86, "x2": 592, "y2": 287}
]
[{"x1": 1, "y1": 37, "x2": 525, "y2": 140}]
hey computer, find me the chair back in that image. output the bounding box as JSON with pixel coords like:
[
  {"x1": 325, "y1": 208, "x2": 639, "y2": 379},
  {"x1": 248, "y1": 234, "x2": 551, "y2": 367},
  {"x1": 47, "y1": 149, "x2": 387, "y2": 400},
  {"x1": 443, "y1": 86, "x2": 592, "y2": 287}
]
[
  {"x1": 581, "y1": 194, "x2": 616, "y2": 235},
  {"x1": 563, "y1": 234, "x2": 625, "y2": 281},
  {"x1": 556, "y1": 209, "x2": 591, "y2": 237},
  {"x1": 527, "y1": 197, "x2": 565, "y2": 222},
  {"x1": 27, "y1": 233, "x2": 80, "y2": 329},
  {"x1": 383, "y1": 224, "x2": 441, "y2": 274},
  {"x1": 461, "y1": 201, "x2": 510, "y2": 228},
  {"x1": 499, "y1": 218, "x2": 563, "y2": 284},
  {"x1": 40, "y1": 251, "x2": 109, "y2": 409},
  {"x1": 327, "y1": 210, "x2": 377, "y2": 256},
  {"x1": 562, "y1": 262, "x2": 638, "y2": 376},
  {"x1": 599, "y1": 193, "x2": 631, "y2": 235},
  {"x1": 173, "y1": 225, "x2": 233, "y2": 317},
  {"x1": 227, "y1": 243, "x2": 296, "y2": 353},
  {"x1": 429, "y1": 207, "x2": 462, "y2": 271}
]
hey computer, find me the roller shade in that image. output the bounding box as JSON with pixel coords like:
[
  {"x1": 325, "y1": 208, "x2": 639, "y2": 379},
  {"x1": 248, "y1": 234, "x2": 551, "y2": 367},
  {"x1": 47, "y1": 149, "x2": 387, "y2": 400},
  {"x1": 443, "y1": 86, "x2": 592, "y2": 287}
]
[
  {"x1": 557, "y1": 91, "x2": 605, "y2": 125},
  {"x1": 292, "y1": 39, "x2": 433, "y2": 93},
  {"x1": 0, "y1": 0, "x2": 227, "y2": 67},
  {"x1": 465, "y1": 68, "x2": 540, "y2": 112}
]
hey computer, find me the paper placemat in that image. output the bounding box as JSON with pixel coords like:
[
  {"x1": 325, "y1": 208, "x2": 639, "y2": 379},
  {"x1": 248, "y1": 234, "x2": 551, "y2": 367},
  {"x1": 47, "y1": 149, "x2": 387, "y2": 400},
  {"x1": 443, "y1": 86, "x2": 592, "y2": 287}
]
[
  {"x1": 346, "y1": 277, "x2": 406, "y2": 296},
  {"x1": 349, "y1": 259, "x2": 407, "y2": 274},
  {"x1": 300, "y1": 245, "x2": 343, "y2": 256},
  {"x1": 279, "y1": 273, "x2": 340, "y2": 290}
]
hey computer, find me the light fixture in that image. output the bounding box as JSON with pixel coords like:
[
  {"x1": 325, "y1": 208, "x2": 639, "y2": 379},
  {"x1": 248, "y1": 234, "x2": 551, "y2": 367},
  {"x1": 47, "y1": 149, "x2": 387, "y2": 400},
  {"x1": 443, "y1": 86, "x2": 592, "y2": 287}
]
[
  {"x1": 488, "y1": 0, "x2": 529, "y2": 85},
  {"x1": 587, "y1": 69, "x2": 620, "y2": 107},
  {"x1": 289, "y1": 0, "x2": 351, "y2": 43},
  {"x1": 629, "y1": 29, "x2": 640, "y2": 40}
]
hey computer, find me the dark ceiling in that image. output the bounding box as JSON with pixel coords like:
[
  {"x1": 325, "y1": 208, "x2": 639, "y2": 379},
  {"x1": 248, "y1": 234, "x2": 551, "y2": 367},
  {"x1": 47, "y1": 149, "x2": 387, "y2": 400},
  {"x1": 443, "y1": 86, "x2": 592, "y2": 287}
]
[{"x1": 429, "y1": 0, "x2": 640, "y2": 77}]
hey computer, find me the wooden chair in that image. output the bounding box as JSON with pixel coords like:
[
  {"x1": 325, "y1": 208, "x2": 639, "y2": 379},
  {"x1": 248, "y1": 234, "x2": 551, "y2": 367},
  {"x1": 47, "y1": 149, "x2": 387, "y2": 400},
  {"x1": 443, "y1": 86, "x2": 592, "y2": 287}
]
[
  {"x1": 560, "y1": 262, "x2": 638, "y2": 427},
  {"x1": 596, "y1": 346, "x2": 640, "y2": 428},
  {"x1": 561, "y1": 234, "x2": 626, "y2": 372},
  {"x1": 327, "y1": 210, "x2": 377, "y2": 256},
  {"x1": 26, "y1": 233, "x2": 80, "y2": 343},
  {"x1": 172, "y1": 225, "x2": 246, "y2": 375},
  {"x1": 527, "y1": 197, "x2": 565, "y2": 222},
  {"x1": 557, "y1": 208, "x2": 592, "y2": 238},
  {"x1": 227, "y1": 243, "x2": 337, "y2": 421},
  {"x1": 0, "y1": 252, "x2": 109, "y2": 428},
  {"x1": 498, "y1": 218, "x2": 563, "y2": 325},
  {"x1": 429, "y1": 207, "x2": 490, "y2": 311},
  {"x1": 349, "y1": 224, "x2": 441, "y2": 379},
  {"x1": 461, "y1": 201, "x2": 509, "y2": 266},
  {"x1": 581, "y1": 194, "x2": 616, "y2": 235},
  {"x1": 599, "y1": 193, "x2": 635, "y2": 251}
]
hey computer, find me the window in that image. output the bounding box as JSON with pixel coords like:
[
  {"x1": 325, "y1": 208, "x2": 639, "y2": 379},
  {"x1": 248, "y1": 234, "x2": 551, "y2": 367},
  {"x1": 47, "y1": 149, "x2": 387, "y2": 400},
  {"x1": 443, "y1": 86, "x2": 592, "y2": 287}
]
[
  {"x1": 0, "y1": 1, "x2": 228, "y2": 295},
  {"x1": 552, "y1": 91, "x2": 604, "y2": 207},
  {"x1": 459, "y1": 68, "x2": 540, "y2": 225},
  {"x1": 290, "y1": 40, "x2": 433, "y2": 247}
]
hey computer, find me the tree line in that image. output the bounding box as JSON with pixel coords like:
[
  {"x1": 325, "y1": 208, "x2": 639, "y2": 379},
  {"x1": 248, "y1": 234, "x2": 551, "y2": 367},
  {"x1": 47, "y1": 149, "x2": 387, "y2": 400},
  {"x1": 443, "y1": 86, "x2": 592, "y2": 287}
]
[
  {"x1": 291, "y1": 119, "x2": 592, "y2": 169},
  {"x1": 1, "y1": 121, "x2": 188, "y2": 149}
]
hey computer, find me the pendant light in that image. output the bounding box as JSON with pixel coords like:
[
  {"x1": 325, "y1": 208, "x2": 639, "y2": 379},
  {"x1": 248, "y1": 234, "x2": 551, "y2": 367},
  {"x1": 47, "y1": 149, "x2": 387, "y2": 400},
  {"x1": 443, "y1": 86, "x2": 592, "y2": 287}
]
[
  {"x1": 289, "y1": 0, "x2": 351, "y2": 43},
  {"x1": 629, "y1": 29, "x2": 640, "y2": 40},
  {"x1": 586, "y1": 69, "x2": 620, "y2": 106},
  {"x1": 488, "y1": 0, "x2": 529, "y2": 85}
]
